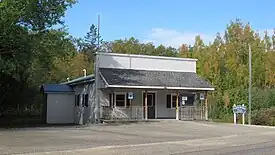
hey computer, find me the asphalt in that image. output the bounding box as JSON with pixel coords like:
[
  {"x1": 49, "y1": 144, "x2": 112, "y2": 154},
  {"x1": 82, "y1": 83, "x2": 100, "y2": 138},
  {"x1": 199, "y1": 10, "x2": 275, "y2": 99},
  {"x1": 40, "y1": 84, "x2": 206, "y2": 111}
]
[{"x1": 1, "y1": 120, "x2": 275, "y2": 155}]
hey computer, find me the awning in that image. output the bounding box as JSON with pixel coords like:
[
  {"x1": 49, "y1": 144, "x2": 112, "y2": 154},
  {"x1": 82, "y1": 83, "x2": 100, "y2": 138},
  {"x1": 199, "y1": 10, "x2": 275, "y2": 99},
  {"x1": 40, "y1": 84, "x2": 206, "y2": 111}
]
[{"x1": 99, "y1": 68, "x2": 214, "y2": 91}]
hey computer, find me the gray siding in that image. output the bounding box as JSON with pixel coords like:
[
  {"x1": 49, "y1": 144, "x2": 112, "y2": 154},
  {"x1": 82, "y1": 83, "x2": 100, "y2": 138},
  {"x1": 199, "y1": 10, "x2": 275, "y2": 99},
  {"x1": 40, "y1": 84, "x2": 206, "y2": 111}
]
[
  {"x1": 97, "y1": 53, "x2": 197, "y2": 73},
  {"x1": 156, "y1": 90, "x2": 176, "y2": 118},
  {"x1": 46, "y1": 93, "x2": 75, "y2": 124},
  {"x1": 73, "y1": 83, "x2": 95, "y2": 124}
]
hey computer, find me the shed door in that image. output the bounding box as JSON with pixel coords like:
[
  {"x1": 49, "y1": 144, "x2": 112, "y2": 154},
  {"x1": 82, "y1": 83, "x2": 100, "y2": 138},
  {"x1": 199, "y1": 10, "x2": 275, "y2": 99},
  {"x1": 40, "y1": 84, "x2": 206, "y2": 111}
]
[{"x1": 47, "y1": 93, "x2": 74, "y2": 124}]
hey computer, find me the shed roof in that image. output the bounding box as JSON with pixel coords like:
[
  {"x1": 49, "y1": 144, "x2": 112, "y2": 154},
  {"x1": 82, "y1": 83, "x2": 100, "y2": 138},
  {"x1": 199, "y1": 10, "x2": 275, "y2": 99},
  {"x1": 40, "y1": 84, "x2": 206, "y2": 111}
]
[
  {"x1": 99, "y1": 68, "x2": 214, "y2": 91},
  {"x1": 41, "y1": 84, "x2": 74, "y2": 93}
]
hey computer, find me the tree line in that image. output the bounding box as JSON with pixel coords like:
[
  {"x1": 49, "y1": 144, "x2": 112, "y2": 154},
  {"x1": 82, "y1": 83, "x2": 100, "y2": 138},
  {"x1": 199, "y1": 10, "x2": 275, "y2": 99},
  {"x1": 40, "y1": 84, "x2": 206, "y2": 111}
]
[{"x1": 1, "y1": 1, "x2": 275, "y2": 125}]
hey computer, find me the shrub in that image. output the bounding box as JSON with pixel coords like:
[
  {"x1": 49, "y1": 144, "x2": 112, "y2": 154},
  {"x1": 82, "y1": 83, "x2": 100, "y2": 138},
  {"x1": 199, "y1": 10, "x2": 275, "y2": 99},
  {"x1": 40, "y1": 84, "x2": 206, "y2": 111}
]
[{"x1": 252, "y1": 107, "x2": 275, "y2": 126}]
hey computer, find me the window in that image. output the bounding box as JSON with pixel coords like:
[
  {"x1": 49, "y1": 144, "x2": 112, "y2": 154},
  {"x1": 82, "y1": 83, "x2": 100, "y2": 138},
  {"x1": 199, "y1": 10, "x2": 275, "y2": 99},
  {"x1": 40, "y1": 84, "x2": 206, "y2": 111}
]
[
  {"x1": 166, "y1": 94, "x2": 179, "y2": 109},
  {"x1": 114, "y1": 93, "x2": 129, "y2": 108},
  {"x1": 171, "y1": 95, "x2": 177, "y2": 108},
  {"x1": 109, "y1": 93, "x2": 114, "y2": 107},
  {"x1": 185, "y1": 95, "x2": 195, "y2": 106},
  {"x1": 84, "y1": 94, "x2": 89, "y2": 107},
  {"x1": 75, "y1": 94, "x2": 80, "y2": 107}
]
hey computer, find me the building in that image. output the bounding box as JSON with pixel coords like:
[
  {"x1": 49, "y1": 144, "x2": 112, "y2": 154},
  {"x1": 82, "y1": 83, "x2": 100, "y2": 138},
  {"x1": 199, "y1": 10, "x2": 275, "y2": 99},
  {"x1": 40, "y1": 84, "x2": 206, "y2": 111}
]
[{"x1": 41, "y1": 52, "x2": 214, "y2": 124}]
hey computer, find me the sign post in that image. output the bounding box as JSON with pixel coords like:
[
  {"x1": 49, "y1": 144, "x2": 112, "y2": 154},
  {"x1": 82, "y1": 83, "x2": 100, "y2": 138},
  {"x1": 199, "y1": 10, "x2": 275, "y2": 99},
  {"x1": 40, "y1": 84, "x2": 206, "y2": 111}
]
[
  {"x1": 176, "y1": 92, "x2": 179, "y2": 120},
  {"x1": 199, "y1": 93, "x2": 205, "y2": 120},
  {"x1": 180, "y1": 96, "x2": 188, "y2": 120},
  {"x1": 128, "y1": 92, "x2": 134, "y2": 118},
  {"x1": 232, "y1": 104, "x2": 246, "y2": 125}
]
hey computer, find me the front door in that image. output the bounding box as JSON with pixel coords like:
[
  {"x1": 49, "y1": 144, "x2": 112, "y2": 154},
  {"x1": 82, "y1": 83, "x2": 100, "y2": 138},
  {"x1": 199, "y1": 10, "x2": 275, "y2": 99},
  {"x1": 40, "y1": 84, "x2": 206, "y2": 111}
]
[{"x1": 143, "y1": 92, "x2": 156, "y2": 119}]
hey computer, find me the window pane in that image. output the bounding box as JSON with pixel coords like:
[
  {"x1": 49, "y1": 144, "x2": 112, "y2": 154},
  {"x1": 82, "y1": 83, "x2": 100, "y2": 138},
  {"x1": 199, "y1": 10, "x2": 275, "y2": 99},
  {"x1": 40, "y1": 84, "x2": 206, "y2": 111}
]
[
  {"x1": 172, "y1": 95, "x2": 177, "y2": 108},
  {"x1": 76, "y1": 95, "x2": 80, "y2": 107},
  {"x1": 116, "y1": 94, "x2": 125, "y2": 101},
  {"x1": 166, "y1": 95, "x2": 171, "y2": 108},
  {"x1": 172, "y1": 101, "x2": 176, "y2": 108},
  {"x1": 116, "y1": 101, "x2": 125, "y2": 107},
  {"x1": 172, "y1": 96, "x2": 177, "y2": 102},
  {"x1": 84, "y1": 94, "x2": 89, "y2": 107},
  {"x1": 116, "y1": 94, "x2": 125, "y2": 107}
]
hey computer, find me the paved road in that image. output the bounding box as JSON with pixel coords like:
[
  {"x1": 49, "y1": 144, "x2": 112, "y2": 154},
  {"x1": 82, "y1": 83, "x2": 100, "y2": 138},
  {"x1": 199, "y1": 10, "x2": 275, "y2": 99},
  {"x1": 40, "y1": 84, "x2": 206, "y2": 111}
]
[{"x1": 1, "y1": 120, "x2": 275, "y2": 155}]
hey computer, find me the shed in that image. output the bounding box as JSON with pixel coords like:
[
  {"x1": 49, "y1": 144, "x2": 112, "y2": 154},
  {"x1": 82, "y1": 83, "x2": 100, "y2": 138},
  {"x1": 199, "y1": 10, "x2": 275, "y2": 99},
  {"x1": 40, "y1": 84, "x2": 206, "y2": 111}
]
[{"x1": 41, "y1": 84, "x2": 75, "y2": 124}]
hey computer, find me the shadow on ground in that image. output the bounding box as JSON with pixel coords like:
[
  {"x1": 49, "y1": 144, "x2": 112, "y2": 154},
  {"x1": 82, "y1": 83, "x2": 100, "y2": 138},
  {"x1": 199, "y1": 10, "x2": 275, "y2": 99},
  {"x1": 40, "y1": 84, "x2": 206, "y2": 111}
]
[{"x1": 0, "y1": 116, "x2": 162, "y2": 130}]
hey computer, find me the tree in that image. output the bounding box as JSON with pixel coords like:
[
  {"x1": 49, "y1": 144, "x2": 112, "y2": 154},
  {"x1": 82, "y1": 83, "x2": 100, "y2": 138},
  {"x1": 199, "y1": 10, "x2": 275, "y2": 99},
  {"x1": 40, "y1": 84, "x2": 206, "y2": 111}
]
[
  {"x1": 78, "y1": 24, "x2": 103, "y2": 61},
  {"x1": 0, "y1": 0, "x2": 77, "y2": 116},
  {"x1": 110, "y1": 37, "x2": 177, "y2": 56}
]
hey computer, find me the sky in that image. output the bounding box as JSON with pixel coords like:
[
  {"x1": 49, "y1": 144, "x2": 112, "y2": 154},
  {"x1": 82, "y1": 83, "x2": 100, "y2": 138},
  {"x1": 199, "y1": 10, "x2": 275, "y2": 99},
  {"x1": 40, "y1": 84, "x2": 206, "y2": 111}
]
[{"x1": 64, "y1": 0, "x2": 275, "y2": 48}]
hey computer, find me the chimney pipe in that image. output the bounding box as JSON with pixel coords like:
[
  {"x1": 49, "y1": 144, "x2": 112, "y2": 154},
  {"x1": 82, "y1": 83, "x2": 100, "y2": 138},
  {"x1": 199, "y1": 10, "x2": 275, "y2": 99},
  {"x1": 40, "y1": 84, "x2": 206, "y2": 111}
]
[{"x1": 83, "y1": 69, "x2": 87, "y2": 77}]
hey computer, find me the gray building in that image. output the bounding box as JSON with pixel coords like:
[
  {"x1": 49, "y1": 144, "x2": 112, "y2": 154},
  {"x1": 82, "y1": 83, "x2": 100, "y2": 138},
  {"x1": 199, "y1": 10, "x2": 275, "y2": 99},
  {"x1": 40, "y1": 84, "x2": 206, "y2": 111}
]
[{"x1": 41, "y1": 52, "x2": 214, "y2": 124}]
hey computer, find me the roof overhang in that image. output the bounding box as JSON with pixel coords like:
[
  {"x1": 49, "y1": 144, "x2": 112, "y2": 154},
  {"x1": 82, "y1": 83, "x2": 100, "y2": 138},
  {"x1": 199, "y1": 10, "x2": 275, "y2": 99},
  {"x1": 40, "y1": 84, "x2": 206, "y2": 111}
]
[
  {"x1": 61, "y1": 74, "x2": 95, "y2": 86},
  {"x1": 99, "y1": 68, "x2": 215, "y2": 91},
  {"x1": 106, "y1": 85, "x2": 215, "y2": 91},
  {"x1": 41, "y1": 84, "x2": 74, "y2": 93}
]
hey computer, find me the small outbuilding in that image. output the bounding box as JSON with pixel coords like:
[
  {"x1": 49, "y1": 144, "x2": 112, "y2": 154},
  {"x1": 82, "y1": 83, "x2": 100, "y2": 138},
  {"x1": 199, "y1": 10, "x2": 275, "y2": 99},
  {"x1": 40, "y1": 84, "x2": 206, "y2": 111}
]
[
  {"x1": 41, "y1": 84, "x2": 75, "y2": 124},
  {"x1": 41, "y1": 75, "x2": 95, "y2": 124}
]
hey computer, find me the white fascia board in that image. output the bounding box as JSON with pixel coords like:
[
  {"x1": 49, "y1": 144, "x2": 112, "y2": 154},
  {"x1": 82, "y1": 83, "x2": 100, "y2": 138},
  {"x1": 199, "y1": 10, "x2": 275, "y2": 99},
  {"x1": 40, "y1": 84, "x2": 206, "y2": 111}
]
[
  {"x1": 107, "y1": 85, "x2": 215, "y2": 91},
  {"x1": 96, "y1": 52, "x2": 198, "y2": 62}
]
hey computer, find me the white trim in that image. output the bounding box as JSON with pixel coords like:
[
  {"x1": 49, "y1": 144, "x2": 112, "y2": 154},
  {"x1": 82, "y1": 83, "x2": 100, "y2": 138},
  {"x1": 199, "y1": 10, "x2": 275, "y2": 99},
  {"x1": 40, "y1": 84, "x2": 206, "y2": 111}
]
[
  {"x1": 98, "y1": 71, "x2": 109, "y2": 86},
  {"x1": 96, "y1": 52, "x2": 198, "y2": 62},
  {"x1": 142, "y1": 91, "x2": 157, "y2": 119},
  {"x1": 104, "y1": 67, "x2": 196, "y2": 73},
  {"x1": 114, "y1": 92, "x2": 127, "y2": 108},
  {"x1": 108, "y1": 85, "x2": 215, "y2": 91}
]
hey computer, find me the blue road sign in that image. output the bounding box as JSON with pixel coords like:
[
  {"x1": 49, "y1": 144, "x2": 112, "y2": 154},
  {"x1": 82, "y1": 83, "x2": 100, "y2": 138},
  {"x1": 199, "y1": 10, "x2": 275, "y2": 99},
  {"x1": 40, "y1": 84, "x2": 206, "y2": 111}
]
[{"x1": 233, "y1": 105, "x2": 246, "y2": 114}]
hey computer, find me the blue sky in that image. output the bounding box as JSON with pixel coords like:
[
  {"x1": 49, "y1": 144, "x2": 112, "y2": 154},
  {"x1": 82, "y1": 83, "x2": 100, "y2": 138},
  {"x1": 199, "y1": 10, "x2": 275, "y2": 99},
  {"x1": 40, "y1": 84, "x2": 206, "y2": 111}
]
[{"x1": 64, "y1": 0, "x2": 275, "y2": 47}]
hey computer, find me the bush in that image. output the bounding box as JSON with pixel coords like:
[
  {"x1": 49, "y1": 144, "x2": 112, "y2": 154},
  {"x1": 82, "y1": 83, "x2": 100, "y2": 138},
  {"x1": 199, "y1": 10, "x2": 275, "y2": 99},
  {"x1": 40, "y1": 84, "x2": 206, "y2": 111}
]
[
  {"x1": 209, "y1": 87, "x2": 275, "y2": 125},
  {"x1": 252, "y1": 107, "x2": 275, "y2": 126}
]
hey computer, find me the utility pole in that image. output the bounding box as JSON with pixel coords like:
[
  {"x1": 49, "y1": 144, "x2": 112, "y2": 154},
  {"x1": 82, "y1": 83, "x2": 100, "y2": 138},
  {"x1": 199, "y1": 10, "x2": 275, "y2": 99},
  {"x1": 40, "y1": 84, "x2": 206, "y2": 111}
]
[
  {"x1": 97, "y1": 14, "x2": 100, "y2": 49},
  {"x1": 94, "y1": 14, "x2": 100, "y2": 123},
  {"x1": 248, "y1": 45, "x2": 252, "y2": 125}
]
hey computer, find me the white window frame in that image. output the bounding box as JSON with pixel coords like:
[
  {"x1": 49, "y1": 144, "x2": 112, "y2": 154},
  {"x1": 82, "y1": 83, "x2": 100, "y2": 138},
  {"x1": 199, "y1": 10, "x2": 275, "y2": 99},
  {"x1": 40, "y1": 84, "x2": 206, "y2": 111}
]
[
  {"x1": 114, "y1": 92, "x2": 127, "y2": 108},
  {"x1": 170, "y1": 93, "x2": 178, "y2": 109}
]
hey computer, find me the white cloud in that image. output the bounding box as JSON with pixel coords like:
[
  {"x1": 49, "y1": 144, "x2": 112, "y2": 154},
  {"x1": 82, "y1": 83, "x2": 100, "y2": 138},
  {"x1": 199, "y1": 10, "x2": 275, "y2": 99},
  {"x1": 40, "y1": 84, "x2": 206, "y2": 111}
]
[
  {"x1": 142, "y1": 28, "x2": 275, "y2": 49},
  {"x1": 142, "y1": 28, "x2": 215, "y2": 48}
]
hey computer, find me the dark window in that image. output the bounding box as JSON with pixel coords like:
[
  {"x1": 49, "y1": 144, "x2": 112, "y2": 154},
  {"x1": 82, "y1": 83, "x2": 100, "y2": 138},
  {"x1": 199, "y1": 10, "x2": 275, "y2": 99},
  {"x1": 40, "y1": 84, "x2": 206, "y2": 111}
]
[
  {"x1": 84, "y1": 94, "x2": 89, "y2": 107},
  {"x1": 166, "y1": 95, "x2": 171, "y2": 108},
  {"x1": 109, "y1": 93, "x2": 113, "y2": 107},
  {"x1": 172, "y1": 95, "x2": 177, "y2": 108},
  {"x1": 75, "y1": 94, "x2": 80, "y2": 107},
  {"x1": 115, "y1": 94, "x2": 126, "y2": 107},
  {"x1": 185, "y1": 95, "x2": 195, "y2": 106},
  {"x1": 167, "y1": 94, "x2": 179, "y2": 108}
]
